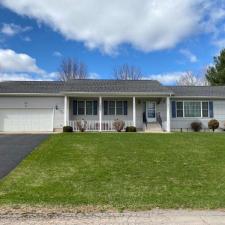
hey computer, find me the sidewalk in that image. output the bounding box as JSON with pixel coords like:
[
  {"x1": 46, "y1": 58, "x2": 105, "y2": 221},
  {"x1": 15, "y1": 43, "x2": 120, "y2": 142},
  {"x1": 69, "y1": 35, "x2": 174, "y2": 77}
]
[{"x1": 1, "y1": 209, "x2": 225, "y2": 225}]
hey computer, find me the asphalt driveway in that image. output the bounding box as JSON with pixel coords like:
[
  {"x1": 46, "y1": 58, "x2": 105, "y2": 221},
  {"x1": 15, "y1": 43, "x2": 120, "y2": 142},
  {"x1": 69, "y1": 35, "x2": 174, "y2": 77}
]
[{"x1": 0, "y1": 134, "x2": 49, "y2": 179}]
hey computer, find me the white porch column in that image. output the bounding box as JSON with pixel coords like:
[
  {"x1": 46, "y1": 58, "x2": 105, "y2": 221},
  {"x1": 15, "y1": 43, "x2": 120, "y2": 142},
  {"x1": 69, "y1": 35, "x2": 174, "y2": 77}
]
[
  {"x1": 166, "y1": 96, "x2": 171, "y2": 132},
  {"x1": 64, "y1": 96, "x2": 69, "y2": 126},
  {"x1": 133, "y1": 96, "x2": 136, "y2": 127},
  {"x1": 99, "y1": 96, "x2": 102, "y2": 132}
]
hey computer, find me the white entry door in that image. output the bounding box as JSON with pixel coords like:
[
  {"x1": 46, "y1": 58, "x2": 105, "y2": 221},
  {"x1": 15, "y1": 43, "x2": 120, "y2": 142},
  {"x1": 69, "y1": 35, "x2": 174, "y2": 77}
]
[
  {"x1": 0, "y1": 108, "x2": 53, "y2": 132},
  {"x1": 146, "y1": 101, "x2": 156, "y2": 122}
]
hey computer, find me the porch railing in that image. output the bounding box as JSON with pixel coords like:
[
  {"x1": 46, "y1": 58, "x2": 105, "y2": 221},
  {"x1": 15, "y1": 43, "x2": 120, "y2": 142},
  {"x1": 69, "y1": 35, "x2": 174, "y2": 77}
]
[{"x1": 69, "y1": 120, "x2": 133, "y2": 131}]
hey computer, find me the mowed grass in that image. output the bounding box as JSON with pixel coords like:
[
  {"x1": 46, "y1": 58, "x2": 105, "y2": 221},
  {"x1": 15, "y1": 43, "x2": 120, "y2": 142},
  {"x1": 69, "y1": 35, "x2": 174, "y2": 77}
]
[{"x1": 1, "y1": 133, "x2": 225, "y2": 210}]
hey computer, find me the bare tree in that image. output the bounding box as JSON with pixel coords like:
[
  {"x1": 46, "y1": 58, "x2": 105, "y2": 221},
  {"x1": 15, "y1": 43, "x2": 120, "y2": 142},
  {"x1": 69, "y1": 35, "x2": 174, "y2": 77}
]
[
  {"x1": 58, "y1": 58, "x2": 88, "y2": 81},
  {"x1": 176, "y1": 71, "x2": 209, "y2": 86},
  {"x1": 113, "y1": 64, "x2": 142, "y2": 80}
]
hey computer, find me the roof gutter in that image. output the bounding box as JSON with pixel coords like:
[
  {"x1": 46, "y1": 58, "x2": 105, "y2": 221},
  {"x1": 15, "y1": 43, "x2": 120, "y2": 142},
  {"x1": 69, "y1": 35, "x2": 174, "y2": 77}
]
[
  {"x1": 171, "y1": 96, "x2": 225, "y2": 99},
  {"x1": 0, "y1": 93, "x2": 63, "y2": 97},
  {"x1": 61, "y1": 91, "x2": 174, "y2": 97}
]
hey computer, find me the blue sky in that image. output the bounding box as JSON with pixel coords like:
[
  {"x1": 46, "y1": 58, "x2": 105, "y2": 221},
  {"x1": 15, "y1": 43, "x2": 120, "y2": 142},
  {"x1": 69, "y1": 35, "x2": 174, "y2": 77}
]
[{"x1": 0, "y1": 0, "x2": 225, "y2": 84}]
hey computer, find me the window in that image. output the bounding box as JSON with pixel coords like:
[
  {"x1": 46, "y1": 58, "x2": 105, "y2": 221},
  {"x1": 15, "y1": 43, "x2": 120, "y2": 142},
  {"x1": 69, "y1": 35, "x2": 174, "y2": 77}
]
[
  {"x1": 116, "y1": 101, "x2": 123, "y2": 115},
  {"x1": 78, "y1": 101, "x2": 85, "y2": 115},
  {"x1": 176, "y1": 102, "x2": 183, "y2": 117},
  {"x1": 202, "y1": 102, "x2": 209, "y2": 117},
  {"x1": 104, "y1": 100, "x2": 128, "y2": 115},
  {"x1": 86, "y1": 101, "x2": 93, "y2": 115},
  {"x1": 184, "y1": 102, "x2": 201, "y2": 117},
  {"x1": 109, "y1": 101, "x2": 115, "y2": 115},
  {"x1": 73, "y1": 100, "x2": 97, "y2": 115},
  {"x1": 174, "y1": 101, "x2": 210, "y2": 118}
]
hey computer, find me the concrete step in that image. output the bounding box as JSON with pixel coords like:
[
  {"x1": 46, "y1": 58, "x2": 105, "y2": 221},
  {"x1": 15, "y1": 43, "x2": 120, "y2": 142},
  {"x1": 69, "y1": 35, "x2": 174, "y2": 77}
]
[{"x1": 144, "y1": 122, "x2": 163, "y2": 133}]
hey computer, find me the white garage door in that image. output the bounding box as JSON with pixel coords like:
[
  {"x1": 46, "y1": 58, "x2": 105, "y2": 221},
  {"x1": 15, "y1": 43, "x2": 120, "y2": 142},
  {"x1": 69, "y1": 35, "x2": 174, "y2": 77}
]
[{"x1": 0, "y1": 108, "x2": 53, "y2": 132}]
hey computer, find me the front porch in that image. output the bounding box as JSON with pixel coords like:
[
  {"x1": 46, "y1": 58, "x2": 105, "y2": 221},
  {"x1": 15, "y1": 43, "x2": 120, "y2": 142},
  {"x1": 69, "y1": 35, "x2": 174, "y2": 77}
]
[
  {"x1": 64, "y1": 96, "x2": 171, "y2": 132},
  {"x1": 69, "y1": 120, "x2": 133, "y2": 131}
]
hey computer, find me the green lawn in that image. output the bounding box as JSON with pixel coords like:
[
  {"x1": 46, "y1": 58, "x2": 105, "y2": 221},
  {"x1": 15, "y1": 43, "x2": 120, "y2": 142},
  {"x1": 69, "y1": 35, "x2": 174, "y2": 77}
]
[{"x1": 1, "y1": 133, "x2": 225, "y2": 210}]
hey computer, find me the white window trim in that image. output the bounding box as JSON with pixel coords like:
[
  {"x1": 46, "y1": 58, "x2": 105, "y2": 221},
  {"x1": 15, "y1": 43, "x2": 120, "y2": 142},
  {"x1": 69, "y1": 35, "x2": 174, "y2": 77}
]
[
  {"x1": 175, "y1": 100, "x2": 209, "y2": 119},
  {"x1": 116, "y1": 100, "x2": 124, "y2": 115},
  {"x1": 77, "y1": 100, "x2": 85, "y2": 115},
  {"x1": 108, "y1": 100, "x2": 116, "y2": 115},
  {"x1": 86, "y1": 100, "x2": 92, "y2": 115},
  {"x1": 176, "y1": 101, "x2": 183, "y2": 118},
  {"x1": 77, "y1": 100, "x2": 97, "y2": 116},
  {"x1": 105, "y1": 100, "x2": 128, "y2": 116},
  {"x1": 202, "y1": 101, "x2": 210, "y2": 118}
]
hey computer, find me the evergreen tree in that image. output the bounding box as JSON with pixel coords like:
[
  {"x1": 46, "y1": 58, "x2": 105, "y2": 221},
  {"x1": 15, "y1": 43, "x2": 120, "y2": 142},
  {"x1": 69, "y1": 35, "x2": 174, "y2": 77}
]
[{"x1": 206, "y1": 49, "x2": 225, "y2": 85}]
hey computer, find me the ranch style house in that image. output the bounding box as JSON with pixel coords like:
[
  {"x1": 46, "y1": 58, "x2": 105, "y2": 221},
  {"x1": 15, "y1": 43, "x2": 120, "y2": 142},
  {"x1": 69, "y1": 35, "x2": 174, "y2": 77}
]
[{"x1": 0, "y1": 79, "x2": 224, "y2": 132}]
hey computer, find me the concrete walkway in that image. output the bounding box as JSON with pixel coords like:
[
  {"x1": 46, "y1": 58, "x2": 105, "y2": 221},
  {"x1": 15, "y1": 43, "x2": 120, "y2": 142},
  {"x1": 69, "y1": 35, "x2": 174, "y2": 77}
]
[{"x1": 1, "y1": 210, "x2": 225, "y2": 224}]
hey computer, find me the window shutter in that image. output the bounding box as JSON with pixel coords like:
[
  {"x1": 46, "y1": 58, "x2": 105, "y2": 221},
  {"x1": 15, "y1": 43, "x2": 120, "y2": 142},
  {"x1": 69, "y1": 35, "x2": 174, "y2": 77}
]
[
  {"x1": 123, "y1": 101, "x2": 128, "y2": 115},
  {"x1": 73, "y1": 100, "x2": 77, "y2": 115},
  {"x1": 104, "y1": 101, "x2": 108, "y2": 115},
  {"x1": 209, "y1": 101, "x2": 214, "y2": 118},
  {"x1": 172, "y1": 101, "x2": 176, "y2": 118},
  {"x1": 93, "y1": 101, "x2": 98, "y2": 115}
]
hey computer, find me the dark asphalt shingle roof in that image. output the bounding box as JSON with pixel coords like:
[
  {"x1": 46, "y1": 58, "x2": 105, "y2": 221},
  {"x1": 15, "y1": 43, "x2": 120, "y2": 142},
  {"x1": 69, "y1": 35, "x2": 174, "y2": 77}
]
[
  {"x1": 0, "y1": 80, "x2": 225, "y2": 97},
  {"x1": 0, "y1": 81, "x2": 64, "y2": 93},
  {"x1": 62, "y1": 79, "x2": 173, "y2": 94},
  {"x1": 0, "y1": 80, "x2": 172, "y2": 94},
  {"x1": 170, "y1": 86, "x2": 225, "y2": 97}
]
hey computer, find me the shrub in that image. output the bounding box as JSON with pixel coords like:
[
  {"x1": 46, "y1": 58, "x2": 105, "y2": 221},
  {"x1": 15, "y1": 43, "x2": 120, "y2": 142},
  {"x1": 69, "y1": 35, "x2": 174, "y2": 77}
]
[
  {"x1": 76, "y1": 119, "x2": 87, "y2": 132},
  {"x1": 223, "y1": 121, "x2": 225, "y2": 131},
  {"x1": 191, "y1": 121, "x2": 202, "y2": 132},
  {"x1": 113, "y1": 119, "x2": 125, "y2": 132},
  {"x1": 125, "y1": 126, "x2": 137, "y2": 132},
  {"x1": 208, "y1": 119, "x2": 219, "y2": 132},
  {"x1": 63, "y1": 126, "x2": 73, "y2": 132}
]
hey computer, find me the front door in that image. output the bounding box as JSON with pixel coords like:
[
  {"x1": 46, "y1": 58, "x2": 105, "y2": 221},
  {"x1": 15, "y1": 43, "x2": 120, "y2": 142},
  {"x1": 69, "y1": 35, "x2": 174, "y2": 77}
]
[{"x1": 146, "y1": 101, "x2": 156, "y2": 122}]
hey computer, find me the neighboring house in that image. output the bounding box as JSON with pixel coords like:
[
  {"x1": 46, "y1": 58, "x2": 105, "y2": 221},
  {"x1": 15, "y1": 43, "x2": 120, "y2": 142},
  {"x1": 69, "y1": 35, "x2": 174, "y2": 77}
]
[{"x1": 0, "y1": 79, "x2": 225, "y2": 132}]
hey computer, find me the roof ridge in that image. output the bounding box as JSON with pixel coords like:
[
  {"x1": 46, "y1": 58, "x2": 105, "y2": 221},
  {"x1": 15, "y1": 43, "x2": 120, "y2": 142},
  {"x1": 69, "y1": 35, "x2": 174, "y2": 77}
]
[{"x1": 67, "y1": 79, "x2": 159, "y2": 82}]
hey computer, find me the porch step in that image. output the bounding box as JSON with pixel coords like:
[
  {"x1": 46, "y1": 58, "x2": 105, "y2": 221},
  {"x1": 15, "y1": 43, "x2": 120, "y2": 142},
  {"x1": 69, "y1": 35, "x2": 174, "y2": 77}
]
[{"x1": 144, "y1": 122, "x2": 163, "y2": 133}]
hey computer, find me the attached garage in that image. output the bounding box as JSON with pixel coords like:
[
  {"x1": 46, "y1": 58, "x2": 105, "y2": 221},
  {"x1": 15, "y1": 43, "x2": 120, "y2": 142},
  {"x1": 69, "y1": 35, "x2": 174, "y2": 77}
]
[{"x1": 0, "y1": 108, "x2": 53, "y2": 132}]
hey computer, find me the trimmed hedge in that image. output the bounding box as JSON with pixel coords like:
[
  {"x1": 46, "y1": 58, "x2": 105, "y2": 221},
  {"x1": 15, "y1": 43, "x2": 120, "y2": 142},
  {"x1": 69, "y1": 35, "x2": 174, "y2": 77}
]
[
  {"x1": 125, "y1": 126, "x2": 137, "y2": 132},
  {"x1": 208, "y1": 119, "x2": 219, "y2": 132},
  {"x1": 63, "y1": 126, "x2": 73, "y2": 132},
  {"x1": 191, "y1": 121, "x2": 202, "y2": 132}
]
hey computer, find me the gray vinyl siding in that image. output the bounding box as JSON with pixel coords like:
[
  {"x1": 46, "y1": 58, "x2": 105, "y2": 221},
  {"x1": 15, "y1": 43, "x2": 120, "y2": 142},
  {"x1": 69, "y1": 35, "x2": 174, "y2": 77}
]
[
  {"x1": 69, "y1": 97, "x2": 133, "y2": 125},
  {"x1": 69, "y1": 97, "x2": 168, "y2": 130},
  {"x1": 0, "y1": 96, "x2": 64, "y2": 129},
  {"x1": 171, "y1": 99, "x2": 225, "y2": 130}
]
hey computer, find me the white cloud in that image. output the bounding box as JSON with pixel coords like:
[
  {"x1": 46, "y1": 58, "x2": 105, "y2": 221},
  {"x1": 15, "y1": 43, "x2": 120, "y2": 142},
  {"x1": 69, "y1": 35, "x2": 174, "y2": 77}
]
[
  {"x1": 0, "y1": 49, "x2": 43, "y2": 74},
  {"x1": 0, "y1": 48, "x2": 57, "y2": 81},
  {"x1": 0, "y1": 0, "x2": 222, "y2": 54},
  {"x1": 0, "y1": 73, "x2": 41, "y2": 81},
  {"x1": 0, "y1": 23, "x2": 32, "y2": 36},
  {"x1": 213, "y1": 38, "x2": 225, "y2": 49},
  {"x1": 88, "y1": 72, "x2": 100, "y2": 79},
  {"x1": 0, "y1": 71, "x2": 58, "y2": 82},
  {"x1": 179, "y1": 49, "x2": 198, "y2": 63},
  {"x1": 53, "y1": 51, "x2": 62, "y2": 57},
  {"x1": 144, "y1": 72, "x2": 186, "y2": 85}
]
